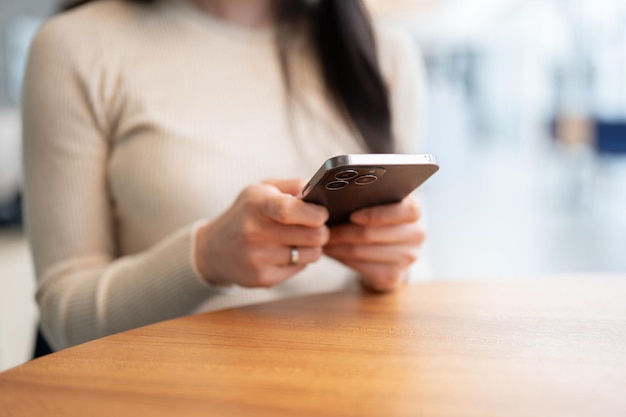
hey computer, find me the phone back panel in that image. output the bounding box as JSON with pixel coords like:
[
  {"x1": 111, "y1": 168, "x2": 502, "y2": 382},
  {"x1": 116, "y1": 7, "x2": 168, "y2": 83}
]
[{"x1": 302, "y1": 160, "x2": 438, "y2": 225}]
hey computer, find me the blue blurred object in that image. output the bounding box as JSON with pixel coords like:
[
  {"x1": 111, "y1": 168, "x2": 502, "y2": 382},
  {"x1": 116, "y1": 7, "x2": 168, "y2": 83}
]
[
  {"x1": 595, "y1": 121, "x2": 626, "y2": 155},
  {"x1": 6, "y1": 17, "x2": 43, "y2": 104},
  {"x1": 0, "y1": 194, "x2": 22, "y2": 226}
]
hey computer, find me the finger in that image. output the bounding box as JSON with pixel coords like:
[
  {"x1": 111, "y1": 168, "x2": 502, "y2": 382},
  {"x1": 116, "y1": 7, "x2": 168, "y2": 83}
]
[
  {"x1": 237, "y1": 247, "x2": 322, "y2": 288},
  {"x1": 247, "y1": 246, "x2": 324, "y2": 271},
  {"x1": 258, "y1": 185, "x2": 329, "y2": 226},
  {"x1": 262, "y1": 178, "x2": 308, "y2": 197},
  {"x1": 360, "y1": 273, "x2": 406, "y2": 293},
  {"x1": 350, "y1": 196, "x2": 421, "y2": 226},
  {"x1": 239, "y1": 264, "x2": 308, "y2": 288},
  {"x1": 271, "y1": 223, "x2": 330, "y2": 247},
  {"x1": 323, "y1": 244, "x2": 420, "y2": 267},
  {"x1": 280, "y1": 246, "x2": 323, "y2": 266},
  {"x1": 327, "y1": 223, "x2": 425, "y2": 246},
  {"x1": 243, "y1": 217, "x2": 329, "y2": 247},
  {"x1": 340, "y1": 260, "x2": 407, "y2": 292}
]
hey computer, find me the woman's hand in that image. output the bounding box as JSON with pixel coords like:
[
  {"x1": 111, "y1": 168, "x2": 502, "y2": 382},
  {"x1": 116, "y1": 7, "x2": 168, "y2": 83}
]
[
  {"x1": 323, "y1": 197, "x2": 425, "y2": 292},
  {"x1": 194, "y1": 179, "x2": 329, "y2": 288}
]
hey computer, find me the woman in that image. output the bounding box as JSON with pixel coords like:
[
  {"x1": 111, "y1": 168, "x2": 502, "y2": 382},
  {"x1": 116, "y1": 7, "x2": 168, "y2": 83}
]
[{"x1": 23, "y1": 0, "x2": 427, "y2": 351}]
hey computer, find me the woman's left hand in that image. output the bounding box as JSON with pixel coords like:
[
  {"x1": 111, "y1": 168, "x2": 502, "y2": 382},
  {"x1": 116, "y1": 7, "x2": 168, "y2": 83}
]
[{"x1": 323, "y1": 196, "x2": 425, "y2": 292}]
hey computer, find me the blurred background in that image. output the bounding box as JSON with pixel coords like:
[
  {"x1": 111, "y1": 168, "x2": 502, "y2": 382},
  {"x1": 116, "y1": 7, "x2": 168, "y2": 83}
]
[{"x1": 1, "y1": 0, "x2": 625, "y2": 370}]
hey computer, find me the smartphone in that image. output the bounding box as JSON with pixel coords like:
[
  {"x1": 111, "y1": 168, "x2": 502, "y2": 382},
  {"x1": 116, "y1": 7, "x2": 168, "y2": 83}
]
[{"x1": 301, "y1": 154, "x2": 439, "y2": 225}]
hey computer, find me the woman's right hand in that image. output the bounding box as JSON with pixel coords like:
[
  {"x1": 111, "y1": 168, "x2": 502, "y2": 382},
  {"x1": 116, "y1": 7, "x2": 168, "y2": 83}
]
[{"x1": 194, "y1": 179, "x2": 329, "y2": 288}]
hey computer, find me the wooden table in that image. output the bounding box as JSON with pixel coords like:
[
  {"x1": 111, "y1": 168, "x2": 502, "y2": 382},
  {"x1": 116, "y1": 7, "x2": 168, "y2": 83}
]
[{"x1": 1, "y1": 278, "x2": 625, "y2": 417}]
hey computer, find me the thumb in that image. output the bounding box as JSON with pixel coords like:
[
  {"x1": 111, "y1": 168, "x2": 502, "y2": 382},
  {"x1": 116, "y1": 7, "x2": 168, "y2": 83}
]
[{"x1": 262, "y1": 178, "x2": 308, "y2": 197}]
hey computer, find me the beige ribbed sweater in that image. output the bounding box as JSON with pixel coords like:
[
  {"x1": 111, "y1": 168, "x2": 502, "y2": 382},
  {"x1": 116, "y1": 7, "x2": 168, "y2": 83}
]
[{"x1": 22, "y1": 0, "x2": 424, "y2": 350}]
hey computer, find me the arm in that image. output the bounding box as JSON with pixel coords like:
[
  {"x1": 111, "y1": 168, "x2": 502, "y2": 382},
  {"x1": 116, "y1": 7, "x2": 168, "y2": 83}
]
[
  {"x1": 22, "y1": 20, "x2": 218, "y2": 350},
  {"x1": 23, "y1": 19, "x2": 330, "y2": 350}
]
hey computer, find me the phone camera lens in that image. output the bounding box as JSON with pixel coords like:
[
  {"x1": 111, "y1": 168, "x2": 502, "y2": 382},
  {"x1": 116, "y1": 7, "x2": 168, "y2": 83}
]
[
  {"x1": 325, "y1": 180, "x2": 349, "y2": 191},
  {"x1": 335, "y1": 169, "x2": 359, "y2": 180},
  {"x1": 354, "y1": 175, "x2": 377, "y2": 186}
]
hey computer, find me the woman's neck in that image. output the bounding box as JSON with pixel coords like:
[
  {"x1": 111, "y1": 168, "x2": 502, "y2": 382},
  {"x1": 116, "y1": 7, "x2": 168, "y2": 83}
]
[{"x1": 188, "y1": 0, "x2": 276, "y2": 28}]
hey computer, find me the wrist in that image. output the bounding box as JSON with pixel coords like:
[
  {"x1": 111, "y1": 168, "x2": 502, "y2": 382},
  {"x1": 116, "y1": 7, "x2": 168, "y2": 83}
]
[{"x1": 192, "y1": 219, "x2": 223, "y2": 286}]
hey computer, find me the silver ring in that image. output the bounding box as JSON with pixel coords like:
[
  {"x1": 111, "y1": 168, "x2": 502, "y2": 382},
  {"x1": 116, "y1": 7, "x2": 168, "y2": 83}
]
[{"x1": 289, "y1": 246, "x2": 299, "y2": 265}]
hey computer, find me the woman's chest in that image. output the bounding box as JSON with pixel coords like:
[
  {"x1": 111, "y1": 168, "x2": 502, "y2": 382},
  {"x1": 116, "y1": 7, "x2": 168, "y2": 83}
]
[{"x1": 103, "y1": 42, "x2": 365, "y2": 248}]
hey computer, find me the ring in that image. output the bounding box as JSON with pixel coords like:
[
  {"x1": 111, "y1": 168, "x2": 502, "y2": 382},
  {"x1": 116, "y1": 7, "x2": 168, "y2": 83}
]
[{"x1": 289, "y1": 246, "x2": 299, "y2": 265}]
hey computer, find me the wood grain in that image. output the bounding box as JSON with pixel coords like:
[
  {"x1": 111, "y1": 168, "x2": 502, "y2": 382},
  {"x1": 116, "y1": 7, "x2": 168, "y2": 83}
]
[{"x1": 1, "y1": 277, "x2": 625, "y2": 417}]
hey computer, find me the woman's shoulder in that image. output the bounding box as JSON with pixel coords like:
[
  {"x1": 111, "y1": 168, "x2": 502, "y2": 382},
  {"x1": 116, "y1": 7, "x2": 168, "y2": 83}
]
[
  {"x1": 372, "y1": 22, "x2": 427, "y2": 152},
  {"x1": 374, "y1": 22, "x2": 416, "y2": 54},
  {"x1": 33, "y1": 1, "x2": 146, "y2": 53},
  {"x1": 373, "y1": 22, "x2": 423, "y2": 82}
]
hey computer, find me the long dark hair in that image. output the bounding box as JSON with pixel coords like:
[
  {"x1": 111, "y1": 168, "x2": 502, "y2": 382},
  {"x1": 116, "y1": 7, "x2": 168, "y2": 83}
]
[{"x1": 62, "y1": 0, "x2": 393, "y2": 152}]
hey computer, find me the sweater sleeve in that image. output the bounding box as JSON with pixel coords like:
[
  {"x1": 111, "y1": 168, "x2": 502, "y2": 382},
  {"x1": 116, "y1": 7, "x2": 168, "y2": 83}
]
[{"x1": 22, "y1": 17, "x2": 214, "y2": 350}]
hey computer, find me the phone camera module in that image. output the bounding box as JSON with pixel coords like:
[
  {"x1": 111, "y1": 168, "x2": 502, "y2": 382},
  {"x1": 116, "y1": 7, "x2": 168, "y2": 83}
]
[
  {"x1": 325, "y1": 180, "x2": 349, "y2": 190},
  {"x1": 334, "y1": 169, "x2": 359, "y2": 180},
  {"x1": 354, "y1": 175, "x2": 378, "y2": 186}
]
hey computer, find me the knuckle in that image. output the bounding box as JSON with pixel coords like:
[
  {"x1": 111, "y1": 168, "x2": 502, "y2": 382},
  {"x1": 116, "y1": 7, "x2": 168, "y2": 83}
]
[
  {"x1": 307, "y1": 227, "x2": 329, "y2": 246},
  {"x1": 417, "y1": 230, "x2": 426, "y2": 245},
  {"x1": 273, "y1": 199, "x2": 293, "y2": 223},
  {"x1": 411, "y1": 224, "x2": 426, "y2": 245},
  {"x1": 316, "y1": 206, "x2": 330, "y2": 225},
  {"x1": 343, "y1": 245, "x2": 360, "y2": 260},
  {"x1": 408, "y1": 204, "x2": 421, "y2": 222},
  {"x1": 360, "y1": 226, "x2": 376, "y2": 242},
  {"x1": 240, "y1": 184, "x2": 261, "y2": 202},
  {"x1": 309, "y1": 247, "x2": 323, "y2": 261},
  {"x1": 320, "y1": 226, "x2": 331, "y2": 242},
  {"x1": 241, "y1": 220, "x2": 262, "y2": 244},
  {"x1": 239, "y1": 185, "x2": 254, "y2": 199},
  {"x1": 240, "y1": 186, "x2": 268, "y2": 213},
  {"x1": 402, "y1": 250, "x2": 419, "y2": 266}
]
